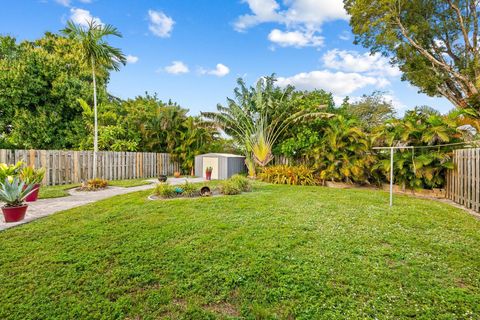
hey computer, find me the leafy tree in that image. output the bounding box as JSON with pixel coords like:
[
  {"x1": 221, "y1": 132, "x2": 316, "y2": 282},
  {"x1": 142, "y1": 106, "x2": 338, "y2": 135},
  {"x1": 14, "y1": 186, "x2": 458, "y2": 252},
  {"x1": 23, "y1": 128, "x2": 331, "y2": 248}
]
[
  {"x1": 176, "y1": 117, "x2": 218, "y2": 175},
  {"x1": 0, "y1": 33, "x2": 94, "y2": 149},
  {"x1": 276, "y1": 90, "x2": 335, "y2": 160},
  {"x1": 345, "y1": 0, "x2": 480, "y2": 110},
  {"x1": 62, "y1": 20, "x2": 126, "y2": 177},
  {"x1": 344, "y1": 91, "x2": 397, "y2": 130}
]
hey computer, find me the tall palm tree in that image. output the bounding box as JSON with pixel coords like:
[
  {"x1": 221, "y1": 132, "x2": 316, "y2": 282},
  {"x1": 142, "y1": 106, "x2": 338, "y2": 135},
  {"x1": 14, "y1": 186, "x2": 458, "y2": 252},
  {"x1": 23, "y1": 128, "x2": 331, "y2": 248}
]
[{"x1": 62, "y1": 20, "x2": 126, "y2": 178}]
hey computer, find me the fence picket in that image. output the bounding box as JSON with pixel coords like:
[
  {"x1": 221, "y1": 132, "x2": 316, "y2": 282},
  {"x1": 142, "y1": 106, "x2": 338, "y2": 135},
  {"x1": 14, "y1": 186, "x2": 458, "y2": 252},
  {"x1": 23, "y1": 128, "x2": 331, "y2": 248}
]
[
  {"x1": 446, "y1": 148, "x2": 480, "y2": 212},
  {"x1": 0, "y1": 149, "x2": 178, "y2": 186}
]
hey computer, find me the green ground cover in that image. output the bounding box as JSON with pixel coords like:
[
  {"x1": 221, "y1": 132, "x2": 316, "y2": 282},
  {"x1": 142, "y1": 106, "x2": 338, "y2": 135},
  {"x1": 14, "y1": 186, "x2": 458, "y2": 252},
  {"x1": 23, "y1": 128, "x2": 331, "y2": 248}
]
[
  {"x1": 38, "y1": 179, "x2": 153, "y2": 199},
  {"x1": 1, "y1": 184, "x2": 479, "y2": 319}
]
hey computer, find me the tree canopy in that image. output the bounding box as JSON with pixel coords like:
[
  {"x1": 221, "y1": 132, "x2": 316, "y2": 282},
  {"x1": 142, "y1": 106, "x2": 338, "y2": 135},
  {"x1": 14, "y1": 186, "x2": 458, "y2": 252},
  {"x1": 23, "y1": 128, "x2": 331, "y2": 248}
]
[{"x1": 345, "y1": 0, "x2": 480, "y2": 111}]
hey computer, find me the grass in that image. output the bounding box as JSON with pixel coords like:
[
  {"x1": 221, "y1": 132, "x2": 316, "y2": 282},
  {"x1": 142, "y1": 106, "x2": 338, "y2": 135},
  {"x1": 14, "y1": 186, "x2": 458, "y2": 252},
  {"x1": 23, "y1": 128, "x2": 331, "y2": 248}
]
[
  {"x1": 38, "y1": 179, "x2": 153, "y2": 199},
  {"x1": 108, "y1": 178, "x2": 153, "y2": 188},
  {"x1": 1, "y1": 184, "x2": 479, "y2": 319},
  {"x1": 38, "y1": 183, "x2": 79, "y2": 199}
]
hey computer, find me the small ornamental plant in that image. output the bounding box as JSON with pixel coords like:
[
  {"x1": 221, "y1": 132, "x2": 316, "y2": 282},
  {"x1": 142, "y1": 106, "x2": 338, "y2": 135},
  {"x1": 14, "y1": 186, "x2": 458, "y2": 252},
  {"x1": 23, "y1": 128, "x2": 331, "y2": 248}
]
[
  {"x1": 154, "y1": 183, "x2": 177, "y2": 198},
  {"x1": 205, "y1": 166, "x2": 213, "y2": 180},
  {"x1": 0, "y1": 161, "x2": 24, "y2": 181},
  {"x1": 79, "y1": 178, "x2": 109, "y2": 191},
  {"x1": 0, "y1": 177, "x2": 35, "y2": 222},
  {"x1": 20, "y1": 166, "x2": 46, "y2": 202},
  {"x1": 19, "y1": 166, "x2": 46, "y2": 185}
]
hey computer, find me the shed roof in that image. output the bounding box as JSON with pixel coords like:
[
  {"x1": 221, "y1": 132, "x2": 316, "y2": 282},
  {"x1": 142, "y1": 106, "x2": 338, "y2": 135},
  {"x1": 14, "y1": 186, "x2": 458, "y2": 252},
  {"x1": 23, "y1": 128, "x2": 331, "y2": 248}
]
[{"x1": 197, "y1": 153, "x2": 245, "y2": 158}]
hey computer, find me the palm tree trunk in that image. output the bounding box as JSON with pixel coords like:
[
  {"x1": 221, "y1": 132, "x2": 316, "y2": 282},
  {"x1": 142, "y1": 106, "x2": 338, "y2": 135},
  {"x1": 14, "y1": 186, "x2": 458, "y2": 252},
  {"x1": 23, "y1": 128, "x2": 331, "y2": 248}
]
[{"x1": 92, "y1": 58, "x2": 98, "y2": 179}]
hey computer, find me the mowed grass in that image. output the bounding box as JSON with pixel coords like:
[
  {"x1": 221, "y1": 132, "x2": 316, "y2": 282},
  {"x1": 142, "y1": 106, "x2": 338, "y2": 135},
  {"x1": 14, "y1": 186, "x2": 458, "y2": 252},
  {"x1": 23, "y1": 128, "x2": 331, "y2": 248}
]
[
  {"x1": 38, "y1": 183, "x2": 80, "y2": 199},
  {"x1": 38, "y1": 179, "x2": 152, "y2": 199},
  {"x1": 0, "y1": 184, "x2": 479, "y2": 319}
]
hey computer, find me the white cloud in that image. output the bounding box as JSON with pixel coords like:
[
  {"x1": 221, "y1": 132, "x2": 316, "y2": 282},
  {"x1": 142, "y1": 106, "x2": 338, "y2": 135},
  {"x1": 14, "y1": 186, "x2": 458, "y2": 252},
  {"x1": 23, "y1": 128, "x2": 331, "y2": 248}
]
[
  {"x1": 70, "y1": 8, "x2": 103, "y2": 27},
  {"x1": 148, "y1": 10, "x2": 174, "y2": 38},
  {"x1": 276, "y1": 70, "x2": 389, "y2": 96},
  {"x1": 322, "y1": 49, "x2": 401, "y2": 77},
  {"x1": 199, "y1": 63, "x2": 230, "y2": 77},
  {"x1": 234, "y1": 0, "x2": 348, "y2": 47},
  {"x1": 163, "y1": 61, "x2": 189, "y2": 74},
  {"x1": 339, "y1": 31, "x2": 351, "y2": 41},
  {"x1": 126, "y1": 55, "x2": 139, "y2": 64},
  {"x1": 235, "y1": 0, "x2": 347, "y2": 31},
  {"x1": 55, "y1": 0, "x2": 71, "y2": 6},
  {"x1": 268, "y1": 29, "x2": 323, "y2": 47},
  {"x1": 55, "y1": 0, "x2": 92, "y2": 7}
]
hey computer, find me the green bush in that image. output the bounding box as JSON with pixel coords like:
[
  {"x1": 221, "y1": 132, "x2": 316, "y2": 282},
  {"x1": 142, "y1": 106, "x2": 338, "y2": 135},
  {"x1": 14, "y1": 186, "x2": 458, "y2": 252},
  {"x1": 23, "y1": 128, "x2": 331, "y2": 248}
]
[
  {"x1": 181, "y1": 181, "x2": 199, "y2": 197},
  {"x1": 230, "y1": 174, "x2": 252, "y2": 192},
  {"x1": 259, "y1": 165, "x2": 317, "y2": 186},
  {"x1": 154, "y1": 183, "x2": 177, "y2": 198},
  {"x1": 219, "y1": 180, "x2": 242, "y2": 195}
]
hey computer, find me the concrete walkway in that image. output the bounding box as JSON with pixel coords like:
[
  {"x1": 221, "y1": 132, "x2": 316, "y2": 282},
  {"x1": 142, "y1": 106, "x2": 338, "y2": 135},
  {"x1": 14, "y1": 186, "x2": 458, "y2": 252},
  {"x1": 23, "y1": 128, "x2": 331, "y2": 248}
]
[{"x1": 0, "y1": 177, "x2": 205, "y2": 231}]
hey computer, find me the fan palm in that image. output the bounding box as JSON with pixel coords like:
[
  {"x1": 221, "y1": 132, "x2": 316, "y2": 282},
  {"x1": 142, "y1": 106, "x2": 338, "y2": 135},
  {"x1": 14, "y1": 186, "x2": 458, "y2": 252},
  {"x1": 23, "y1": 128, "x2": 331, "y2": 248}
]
[{"x1": 62, "y1": 20, "x2": 126, "y2": 178}]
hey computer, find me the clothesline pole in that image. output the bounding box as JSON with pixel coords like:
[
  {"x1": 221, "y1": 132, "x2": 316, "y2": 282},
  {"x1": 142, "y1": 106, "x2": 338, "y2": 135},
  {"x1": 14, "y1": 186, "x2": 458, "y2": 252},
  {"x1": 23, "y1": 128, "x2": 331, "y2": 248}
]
[{"x1": 390, "y1": 147, "x2": 394, "y2": 207}]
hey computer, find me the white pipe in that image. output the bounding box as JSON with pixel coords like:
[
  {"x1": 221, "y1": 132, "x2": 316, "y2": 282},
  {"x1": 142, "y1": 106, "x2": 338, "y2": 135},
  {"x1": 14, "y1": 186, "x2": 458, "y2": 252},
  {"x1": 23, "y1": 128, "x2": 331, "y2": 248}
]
[{"x1": 390, "y1": 147, "x2": 394, "y2": 207}]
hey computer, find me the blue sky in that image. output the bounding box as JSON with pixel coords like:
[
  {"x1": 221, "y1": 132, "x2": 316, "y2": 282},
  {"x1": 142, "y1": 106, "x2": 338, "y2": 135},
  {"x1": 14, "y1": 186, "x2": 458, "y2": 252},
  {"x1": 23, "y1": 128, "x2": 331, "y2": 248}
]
[{"x1": 1, "y1": 0, "x2": 454, "y2": 115}]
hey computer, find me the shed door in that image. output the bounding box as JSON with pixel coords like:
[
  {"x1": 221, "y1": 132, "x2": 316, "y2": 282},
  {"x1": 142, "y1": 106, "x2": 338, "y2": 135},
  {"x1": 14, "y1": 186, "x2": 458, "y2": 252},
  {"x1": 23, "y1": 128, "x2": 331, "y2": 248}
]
[{"x1": 203, "y1": 157, "x2": 219, "y2": 179}]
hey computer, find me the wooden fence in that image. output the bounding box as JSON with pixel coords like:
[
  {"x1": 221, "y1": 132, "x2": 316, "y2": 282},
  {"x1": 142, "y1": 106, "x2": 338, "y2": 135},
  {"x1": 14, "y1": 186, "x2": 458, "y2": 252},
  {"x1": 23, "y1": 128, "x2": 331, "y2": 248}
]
[
  {"x1": 446, "y1": 148, "x2": 480, "y2": 212},
  {"x1": 0, "y1": 149, "x2": 180, "y2": 186}
]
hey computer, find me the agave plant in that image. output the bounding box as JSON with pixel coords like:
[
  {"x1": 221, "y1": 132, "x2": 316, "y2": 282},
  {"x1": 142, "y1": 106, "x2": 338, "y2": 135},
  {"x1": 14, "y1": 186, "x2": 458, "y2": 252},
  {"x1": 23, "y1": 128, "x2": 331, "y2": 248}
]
[{"x1": 0, "y1": 177, "x2": 34, "y2": 207}]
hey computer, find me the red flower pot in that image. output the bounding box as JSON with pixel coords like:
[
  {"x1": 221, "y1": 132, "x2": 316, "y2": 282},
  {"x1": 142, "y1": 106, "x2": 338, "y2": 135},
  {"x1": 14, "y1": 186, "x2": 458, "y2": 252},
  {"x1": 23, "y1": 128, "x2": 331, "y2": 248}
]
[
  {"x1": 25, "y1": 184, "x2": 40, "y2": 202},
  {"x1": 2, "y1": 205, "x2": 28, "y2": 223},
  {"x1": 206, "y1": 172, "x2": 212, "y2": 180}
]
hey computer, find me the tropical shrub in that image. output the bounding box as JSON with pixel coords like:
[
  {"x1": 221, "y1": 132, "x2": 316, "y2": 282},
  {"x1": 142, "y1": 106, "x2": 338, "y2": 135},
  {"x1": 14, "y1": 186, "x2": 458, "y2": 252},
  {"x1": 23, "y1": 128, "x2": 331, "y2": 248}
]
[
  {"x1": 259, "y1": 165, "x2": 317, "y2": 186},
  {"x1": 374, "y1": 108, "x2": 462, "y2": 189},
  {"x1": 219, "y1": 180, "x2": 242, "y2": 195},
  {"x1": 181, "y1": 181, "x2": 200, "y2": 197},
  {"x1": 229, "y1": 174, "x2": 252, "y2": 192},
  {"x1": 0, "y1": 161, "x2": 23, "y2": 181},
  {"x1": 80, "y1": 178, "x2": 108, "y2": 191},
  {"x1": 154, "y1": 183, "x2": 177, "y2": 198},
  {"x1": 19, "y1": 166, "x2": 46, "y2": 185},
  {"x1": 0, "y1": 177, "x2": 34, "y2": 207},
  {"x1": 313, "y1": 115, "x2": 376, "y2": 184}
]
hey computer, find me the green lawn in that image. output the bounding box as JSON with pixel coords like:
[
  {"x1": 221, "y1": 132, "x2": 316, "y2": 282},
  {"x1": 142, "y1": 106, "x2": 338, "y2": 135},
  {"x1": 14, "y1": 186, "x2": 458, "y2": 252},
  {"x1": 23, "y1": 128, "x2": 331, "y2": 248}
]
[
  {"x1": 38, "y1": 183, "x2": 80, "y2": 199},
  {"x1": 108, "y1": 178, "x2": 153, "y2": 188},
  {"x1": 1, "y1": 184, "x2": 479, "y2": 319},
  {"x1": 38, "y1": 179, "x2": 153, "y2": 199}
]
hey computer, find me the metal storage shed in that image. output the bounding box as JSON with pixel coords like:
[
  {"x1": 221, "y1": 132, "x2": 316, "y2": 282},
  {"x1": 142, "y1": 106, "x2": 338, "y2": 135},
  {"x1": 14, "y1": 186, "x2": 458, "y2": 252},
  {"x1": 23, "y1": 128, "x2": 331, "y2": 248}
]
[{"x1": 194, "y1": 153, "x2": 246, "y2": 180}]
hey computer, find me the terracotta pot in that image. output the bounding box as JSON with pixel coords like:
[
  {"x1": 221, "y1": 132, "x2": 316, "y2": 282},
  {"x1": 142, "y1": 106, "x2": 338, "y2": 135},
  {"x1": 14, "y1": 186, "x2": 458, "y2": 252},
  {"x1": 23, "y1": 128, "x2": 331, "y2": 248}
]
[
  {"x1": 2, "y1": 204, "x2": 28, "y2": 223},
  {"x1": 173, "y1": 172, "x2": 181, "y2": 178},
  {"x1": 25, "y1": 184, "x2": 40, "y2": 202}
]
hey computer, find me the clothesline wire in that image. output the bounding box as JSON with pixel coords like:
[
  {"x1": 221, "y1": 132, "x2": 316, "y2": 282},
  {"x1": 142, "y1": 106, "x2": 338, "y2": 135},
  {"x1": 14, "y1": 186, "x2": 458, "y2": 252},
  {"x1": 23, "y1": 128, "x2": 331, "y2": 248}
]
[{"x1": 372, "y1": 139, "x2": 480, "y2": 150}]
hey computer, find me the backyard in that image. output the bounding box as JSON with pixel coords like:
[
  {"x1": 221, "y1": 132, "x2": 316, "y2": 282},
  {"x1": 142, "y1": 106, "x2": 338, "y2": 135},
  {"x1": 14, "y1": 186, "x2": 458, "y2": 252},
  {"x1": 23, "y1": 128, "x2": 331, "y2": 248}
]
[{"x1": 1, "y1": 184, "x2": 479, "y2": 319}]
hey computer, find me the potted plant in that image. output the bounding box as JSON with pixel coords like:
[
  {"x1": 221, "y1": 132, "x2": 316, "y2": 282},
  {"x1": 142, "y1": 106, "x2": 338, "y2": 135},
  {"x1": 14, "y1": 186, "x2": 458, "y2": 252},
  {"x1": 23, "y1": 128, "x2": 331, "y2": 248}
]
[
  {"x1": 0, "y1": 177, "x2": 35, "y2": 223},
  {"x1": 20, "y1": 166, "x2": 46, "y2": 202},
  {"x1": 205, "y1": 166, "x2": 213, "y2": 180},
  {"x1": 174, "y1": 171, "x2": 181, "y2": 178},
  {"x1": 0, "y1": 161, "x2": 23, "y2": 181}
]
